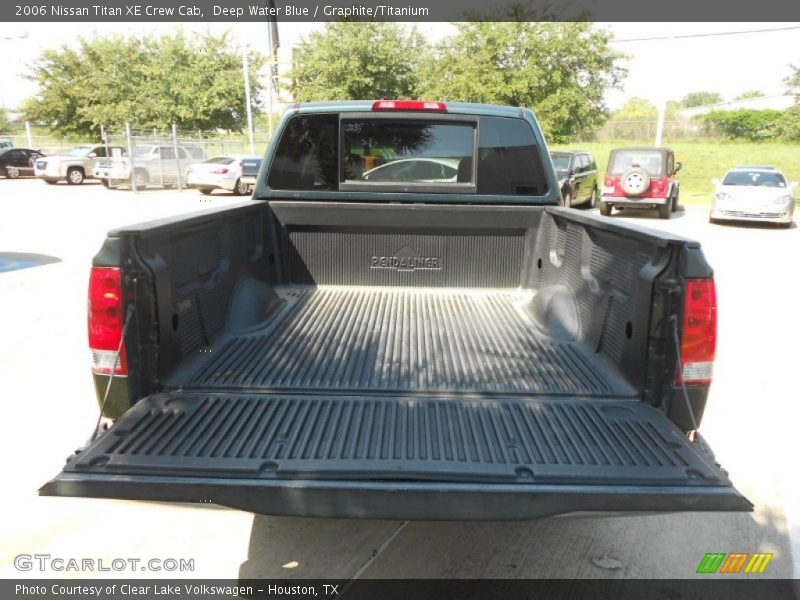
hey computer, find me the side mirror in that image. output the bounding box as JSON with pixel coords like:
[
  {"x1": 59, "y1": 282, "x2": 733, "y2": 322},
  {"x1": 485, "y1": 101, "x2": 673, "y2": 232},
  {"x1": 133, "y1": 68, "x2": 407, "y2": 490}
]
[
  {"x1": 674, "y1": 162, "x2": 683, "y2": 172},
  {"x1": 711, "y1": 178, "x2": 720, "y2": 186}
]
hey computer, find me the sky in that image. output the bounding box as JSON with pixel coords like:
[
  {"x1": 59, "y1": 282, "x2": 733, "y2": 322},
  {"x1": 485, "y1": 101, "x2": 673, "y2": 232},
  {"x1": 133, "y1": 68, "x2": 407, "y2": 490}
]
[{"x1": 1, "y1": 21, "x2": 798, "y2": 112}]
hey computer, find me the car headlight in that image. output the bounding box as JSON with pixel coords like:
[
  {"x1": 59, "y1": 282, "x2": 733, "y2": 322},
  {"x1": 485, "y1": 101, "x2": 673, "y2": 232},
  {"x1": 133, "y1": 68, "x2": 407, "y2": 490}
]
[
  {"x1": 772, "y1": 194, "x2": 795, "y2": 205},
  {"x1": 715, "y1": 192, "x2": 731, "y2": 202}
]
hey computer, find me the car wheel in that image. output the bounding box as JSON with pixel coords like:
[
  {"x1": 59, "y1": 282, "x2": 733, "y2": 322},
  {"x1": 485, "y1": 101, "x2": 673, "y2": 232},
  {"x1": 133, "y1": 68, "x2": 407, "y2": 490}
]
[
  {"x1": 43, "y1": 178, "x2": 58, "y2": 185},
  {"x1": 233, "y1": 178, "x2": 249, "y2": 196},
  {"x1": 671, "y1": 191, "x2": 681, "y2": 212},
  {"x1": 586, "y1": 186, "x2": 598, "y2": 209},
  {"x1": 198, "y1": 188, "x2": 213, "y2": 195},
  {"x1": 600, "y1": 203, "x2": 612, "y2": 217},
  {"x1": 66, "y1": 167, "x2": 84, "y2": 185},
  {"x1": 5, "y1": 166, "x2": 20, "y2": 179},
  {"x1": 100, "y1": 179, "x2": 110, "y2": 188},
  {"x1": 133, "y1": 170, "x2": 149, "y2": 188},
  {"x1": 658, "y1": 202, "x2": 671, "y2": 219}
]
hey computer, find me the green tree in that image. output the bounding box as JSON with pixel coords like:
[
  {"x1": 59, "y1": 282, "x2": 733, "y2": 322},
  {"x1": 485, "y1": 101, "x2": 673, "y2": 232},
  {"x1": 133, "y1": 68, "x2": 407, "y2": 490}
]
[
  {"x1": 288, "y1": 22, "x2": 424, "y2": 101},
  {"x1": 22, "y1": 32, "x2": 263, "y2": 137},
  {"x1": 0, "y1": 107, "x2": 10, "y2": 133},
  {"x1": 680, "y1": 91, "x2": 723, "y2": 108},
  {"x1": 734, "y1": 90, "x2": 765, "y2": 101},
  {"x1": 611, "y1": 97, "x2": 657, "y2": 120},
  {"x1": 415, "y1": 21, "x2": 625, "y2": 142}
]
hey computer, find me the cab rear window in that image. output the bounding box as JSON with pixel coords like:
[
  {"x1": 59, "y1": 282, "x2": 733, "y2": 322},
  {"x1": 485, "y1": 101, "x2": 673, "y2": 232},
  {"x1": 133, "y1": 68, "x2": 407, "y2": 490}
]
[{"x1": 267, "y1": 113, "x2": 548, "y2": 196}]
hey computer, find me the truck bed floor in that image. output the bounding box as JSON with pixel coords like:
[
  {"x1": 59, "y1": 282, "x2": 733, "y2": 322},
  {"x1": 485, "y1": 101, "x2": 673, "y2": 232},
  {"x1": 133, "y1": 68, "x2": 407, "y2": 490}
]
[{"x1": 174, "y1": 287, "x2": 628, "y2": 397}]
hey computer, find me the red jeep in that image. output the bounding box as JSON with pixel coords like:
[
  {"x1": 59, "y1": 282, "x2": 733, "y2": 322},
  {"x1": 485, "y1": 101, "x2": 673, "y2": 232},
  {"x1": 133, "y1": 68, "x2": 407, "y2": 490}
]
[{"x1": 600, "y1": 147, "x2": 682, "y2": 219}]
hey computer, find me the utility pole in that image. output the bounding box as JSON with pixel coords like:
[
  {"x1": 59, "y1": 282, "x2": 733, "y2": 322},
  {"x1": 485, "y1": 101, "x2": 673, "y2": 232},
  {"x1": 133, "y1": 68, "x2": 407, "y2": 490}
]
[
  {"x1": 266, "y1": 4, "x2": 279, "y2": 141},
  {"x1": 242, "y1": 46, "x2": 255, "y2": 155},
  {"x1": 654, "y1": 35, "x2": 674, "y2": 147}
]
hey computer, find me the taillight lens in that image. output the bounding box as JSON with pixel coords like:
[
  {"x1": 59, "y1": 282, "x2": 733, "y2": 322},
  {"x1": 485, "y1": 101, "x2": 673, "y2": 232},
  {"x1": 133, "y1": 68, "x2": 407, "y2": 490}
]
[
  {"x1": 372, "y1": 100, "x2": 447, "y2": 112},
  {"x1": 88, "y1": 266, "x2": 127, "y2": 376},
  {"x1": 678, "y1": 279, "x2": 716, "y2": 385},
  {"x1": 212, "y1": 167, "x2": 229, "y2": 174},
  {"x1": 650, "y1": 176, "x2": 668, "y2": 194},
  {"x1": 604, "y1": 176, "x2": 617, "y2": 187}
]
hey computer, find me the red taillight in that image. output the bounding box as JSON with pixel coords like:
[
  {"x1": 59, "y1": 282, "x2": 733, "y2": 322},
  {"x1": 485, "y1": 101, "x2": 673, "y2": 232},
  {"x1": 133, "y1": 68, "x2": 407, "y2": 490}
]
[
  {"x1": 88, "y1": 266, "x2": 127, "y2": 376},
  {"x1": 371, "y1": 100, "x2": 447, "y2": 112},
  {"x1": 678, "y1": 279, "x2": 716, "y2": 385},
  {"x1": 212, "y1": 167, "x2": 229, "y2": 174},
  {"x1": 604, "y1": 175, "x2": 617, "y2": 187}
]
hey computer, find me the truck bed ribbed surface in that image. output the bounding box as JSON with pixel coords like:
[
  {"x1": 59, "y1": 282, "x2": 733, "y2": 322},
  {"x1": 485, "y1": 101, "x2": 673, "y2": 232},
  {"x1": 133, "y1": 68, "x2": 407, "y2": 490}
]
[
  {"x1": 181, "y1": 287, "x2": 619, "y2": 397},
  {"x1": 66, "y1": 393, "x2": 727, "y2": 486}
]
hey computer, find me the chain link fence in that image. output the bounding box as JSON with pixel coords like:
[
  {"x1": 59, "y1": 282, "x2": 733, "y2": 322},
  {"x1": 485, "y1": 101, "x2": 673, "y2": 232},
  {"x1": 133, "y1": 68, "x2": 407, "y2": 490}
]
[{"x1": 92, "y1": 125, "x2": 270, "y2": 192}]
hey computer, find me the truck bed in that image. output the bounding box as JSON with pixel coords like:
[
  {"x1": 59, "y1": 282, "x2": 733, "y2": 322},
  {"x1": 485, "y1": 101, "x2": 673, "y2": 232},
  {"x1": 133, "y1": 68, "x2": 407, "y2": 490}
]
[{"x1": 171, "y1": 286, "x2": 627, "y2": 397}]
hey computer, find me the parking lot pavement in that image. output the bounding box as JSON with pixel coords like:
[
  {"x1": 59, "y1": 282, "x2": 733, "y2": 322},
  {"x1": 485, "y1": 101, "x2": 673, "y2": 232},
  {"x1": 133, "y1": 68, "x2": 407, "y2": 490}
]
[{"x1": 1, "y1": 179, "x2": 797, "y2": 580}]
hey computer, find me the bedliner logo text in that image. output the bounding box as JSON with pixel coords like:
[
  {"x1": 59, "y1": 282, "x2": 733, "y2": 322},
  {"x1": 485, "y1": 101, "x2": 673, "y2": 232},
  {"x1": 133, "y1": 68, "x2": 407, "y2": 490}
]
[{"x1": 370, "y1": 246, "x2": 442, "y2": 271}]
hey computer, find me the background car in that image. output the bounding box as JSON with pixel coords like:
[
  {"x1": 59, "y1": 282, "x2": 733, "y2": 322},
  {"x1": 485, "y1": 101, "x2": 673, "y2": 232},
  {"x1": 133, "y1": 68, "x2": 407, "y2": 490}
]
[
  {"x1": 550, "y1": 150, "x2": 598, "y2": 208},
  {"x1": 600, "y1": 147, "x2": 682, "y2": 219},
  {"x1": 34, "y1": 144, "x2": 125, "y2": 185},
  {"x1": 0, "y1": 147, "x2": 46, "y2": 178},
  {"x1": 186, "y1": 155, "x2": 257, "y2": 195},
  {"x1": 709, "y1": 166, "x2": 796, "y2": 228},
  {"x1": 93, "y1": 144, "x2": 203, "y2": 188},
  {"x1": 0, "y1": 139, "x2": 13, "y2": 151},
  {"x1": 359, "y1": 157, "x2": 461, "y2": 183}
]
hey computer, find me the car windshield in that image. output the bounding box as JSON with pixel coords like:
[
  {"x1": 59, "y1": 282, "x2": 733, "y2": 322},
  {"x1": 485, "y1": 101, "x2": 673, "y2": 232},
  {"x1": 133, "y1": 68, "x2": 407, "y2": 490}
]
[
  {"x1": 133, "y1": 146, "x2": 154, "y2": 157},
  {"x1": 550, "y1": 153, "x2": 571, "y2": 172},
  {"x1": 65, "y1": 146, "x2": 92, "y2": 157},
  {"x1": 609, "y1": 150, "x2": 663, "y2": 176},
  {"x1": 722, "y1": 170, "x2": 786, "y2": 187}
]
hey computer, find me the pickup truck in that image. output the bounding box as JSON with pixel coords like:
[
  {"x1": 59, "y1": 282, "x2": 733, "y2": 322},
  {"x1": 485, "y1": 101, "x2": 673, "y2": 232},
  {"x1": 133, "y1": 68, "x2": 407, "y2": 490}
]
[
  {"x1": 41, "y1": 101, "x2": 751, "y2": 520},
  {"x1": 239, "y1": 156, "x2": 263, "y2": 194}
]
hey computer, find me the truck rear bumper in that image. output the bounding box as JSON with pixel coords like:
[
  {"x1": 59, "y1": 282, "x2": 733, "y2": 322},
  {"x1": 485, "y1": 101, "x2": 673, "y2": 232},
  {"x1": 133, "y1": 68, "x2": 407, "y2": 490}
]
[{"x1": 41, "y1": 473, "x2": 752, "y2": 520}]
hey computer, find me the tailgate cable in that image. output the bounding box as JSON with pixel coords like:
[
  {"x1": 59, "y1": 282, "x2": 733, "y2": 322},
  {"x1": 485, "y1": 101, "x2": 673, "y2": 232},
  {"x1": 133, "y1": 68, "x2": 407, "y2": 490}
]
[
  {"x1": 91, "y1": 304, "x2": 135, "y2": 442},
  {"x1": 670, "y1": 316, "x2": 699, "y2": 433}
]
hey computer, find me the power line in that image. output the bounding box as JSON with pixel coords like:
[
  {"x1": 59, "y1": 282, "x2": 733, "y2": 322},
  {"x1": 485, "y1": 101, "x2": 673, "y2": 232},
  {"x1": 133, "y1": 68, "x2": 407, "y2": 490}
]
[{"x1": 611, "y1": 25, "x2": 800, "y2": 44}]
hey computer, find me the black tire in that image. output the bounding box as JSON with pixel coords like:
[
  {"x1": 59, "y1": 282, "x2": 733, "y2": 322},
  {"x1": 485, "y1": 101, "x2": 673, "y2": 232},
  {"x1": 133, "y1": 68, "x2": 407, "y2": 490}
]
[
  {"x1": 101, "y1": 178, "x2": 110, "y2": 188},
  {"x1": 43, "y1": 179, "x2": 58, "y2": 185},
  {"x1": 66, "y1": 167, "x2": 84, "y2": 185},
  {"x1": 233, "y1": 178, "x2": 249, "y2": 196},
  {"x1": 658, "y1": 202, "x2": 671, "y2": 219},
  {"x1": 600, "y1": 202, "x2": 612, "y2": 217},
  {"x1": 586, "y1": 186, "x2": 598, "y2": 209},
  {"x1": 198, "y1": 188, "x2": 213, "y2": 196},
  {"x1": 5, "y1": 166, "x2": 20, "y2": 179}
]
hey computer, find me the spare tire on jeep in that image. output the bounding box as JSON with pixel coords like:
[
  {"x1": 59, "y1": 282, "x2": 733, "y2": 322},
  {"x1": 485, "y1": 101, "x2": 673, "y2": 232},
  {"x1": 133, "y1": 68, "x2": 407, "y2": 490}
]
[{"x1": 620, "y1": 167, "x2": 650, "y2": 196}]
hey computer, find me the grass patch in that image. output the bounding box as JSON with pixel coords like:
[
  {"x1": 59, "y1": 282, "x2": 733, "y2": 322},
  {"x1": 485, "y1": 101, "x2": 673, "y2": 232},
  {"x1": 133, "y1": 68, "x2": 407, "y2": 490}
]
[{"x1": 549, "y1": 141, "x2": 800, "y2": 205}]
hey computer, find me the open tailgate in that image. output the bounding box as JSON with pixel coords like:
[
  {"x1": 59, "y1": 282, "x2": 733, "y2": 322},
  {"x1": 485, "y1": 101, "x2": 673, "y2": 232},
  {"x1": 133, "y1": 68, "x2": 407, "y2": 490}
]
[{"x1": 41, "y1": 393, "x2": 751, "y2": 519}]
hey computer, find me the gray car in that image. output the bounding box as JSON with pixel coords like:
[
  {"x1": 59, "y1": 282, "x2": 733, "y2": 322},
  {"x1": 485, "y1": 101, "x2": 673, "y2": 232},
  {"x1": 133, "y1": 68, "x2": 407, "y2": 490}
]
[{"x1": 709, "y1": 166, "x2": 796, "y2": 228}]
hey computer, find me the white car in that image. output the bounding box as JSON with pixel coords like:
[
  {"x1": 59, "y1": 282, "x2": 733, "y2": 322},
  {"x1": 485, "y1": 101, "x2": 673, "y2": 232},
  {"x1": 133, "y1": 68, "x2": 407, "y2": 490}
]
[
  {"x1": 186, "y1": 155, "x2": 256, "y2": 196},
  {"x1": 709, "y1": 166, "x2": 796, "y2": 228},
  {"x1": 359, "y1": 158, "x2": 461, "y2": 183}
]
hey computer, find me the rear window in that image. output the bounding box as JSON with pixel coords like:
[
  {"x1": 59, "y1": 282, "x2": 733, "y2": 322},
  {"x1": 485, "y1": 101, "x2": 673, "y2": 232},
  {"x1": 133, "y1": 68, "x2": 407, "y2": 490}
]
[
  {"x1": 267, "y1": 113, "x2": 548, "y2": 196},
  {"x1": 343, "y1": 120, "x2": 473, "y2": 187},
  {"x1": 609, "y1": 150, "x2": 663, "y2": 176}
]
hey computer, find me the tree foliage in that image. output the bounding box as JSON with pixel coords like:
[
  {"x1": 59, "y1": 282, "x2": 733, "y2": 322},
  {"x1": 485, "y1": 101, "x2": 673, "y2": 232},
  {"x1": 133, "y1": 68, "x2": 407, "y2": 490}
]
[
  {"x1": 415, "y1": 21, "x2": 625, "y2": 142},
  {"x1": 0, "y1": 107, "x2": 10, "y2": 133},
  {"x1": 288, "y1": 22, "x2": 424, "y2": 101},
  {"x1": 734, "y1": 90, "x2": 765, "y2": 101},
  {"x1": 22, "y1": 32, "x2": 263, "y2": 137},
  {"x1": 699, "y1": 109, "x2": 782, "y2": 141},
  {"x1": 680, "y1": 91, "x2": 723, "y2": 108}
]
